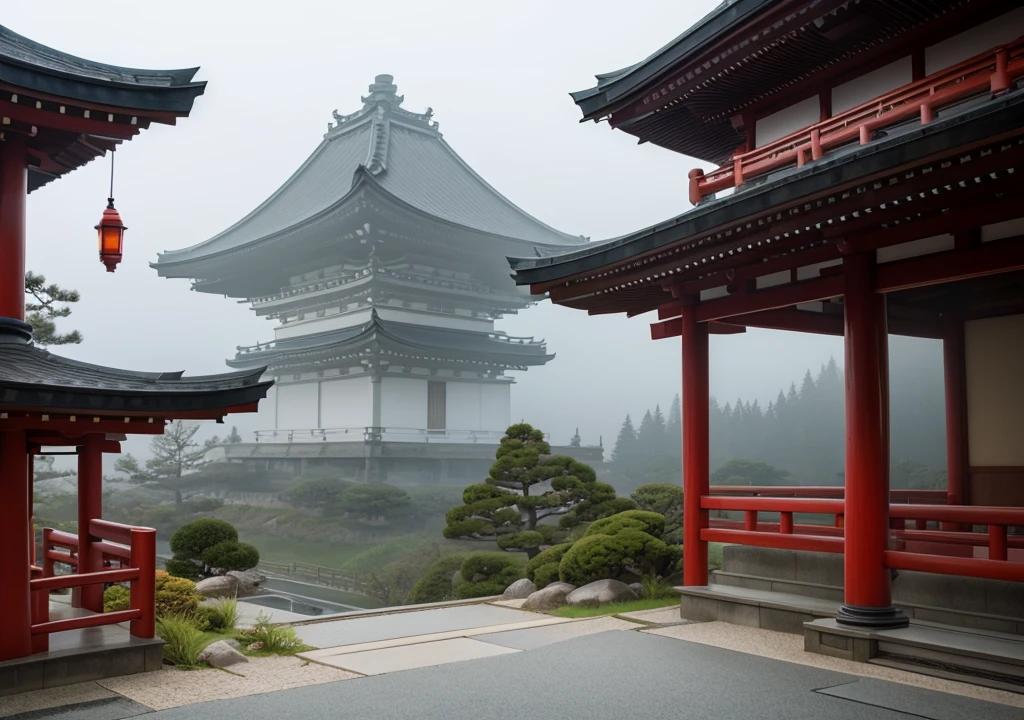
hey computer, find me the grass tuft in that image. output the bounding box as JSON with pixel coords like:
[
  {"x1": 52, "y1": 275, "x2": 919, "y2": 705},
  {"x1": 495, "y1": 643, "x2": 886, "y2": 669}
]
[
  {"x1": 235, "y1": 611, "x2": 311, "y2": 655},
  {"x1": 156, "y1": 614, "x2": 208, "y2": 668},
  {"x1": 550, "y1": 596, "x2": 679, "y2": 618}
]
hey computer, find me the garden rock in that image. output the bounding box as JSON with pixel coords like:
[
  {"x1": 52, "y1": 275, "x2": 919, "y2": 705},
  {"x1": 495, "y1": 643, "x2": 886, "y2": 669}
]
[
  {"x1": 522, "y1": 582, "x2": 576, "y2": 612},
  {"x1": 227, "y1": 569, "x2": 263, "y2": 596},
  {"x1": 565, "y1": 579, "x2": 637, "y2": 607},
  {"x1": 195, "y1": 575, "x2": 238, "y2": 598},
  {"x1": 223, "y1": 638, "x2": 243, "y2": 650},
  {"x1": 199, "y1": 640, "x2": 248, "y2": 668},
  {"x1": 629, "y1": 582, "x2": 645, "y2": 598},
  {"x1": 502, "y1": 578, "x2": 537, "y2": 599}
]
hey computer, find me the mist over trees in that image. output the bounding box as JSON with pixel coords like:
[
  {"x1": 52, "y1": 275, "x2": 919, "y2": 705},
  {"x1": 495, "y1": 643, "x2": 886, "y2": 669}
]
[{"x1": 610, "y1": 338, "x2": 947, "y2": 494}]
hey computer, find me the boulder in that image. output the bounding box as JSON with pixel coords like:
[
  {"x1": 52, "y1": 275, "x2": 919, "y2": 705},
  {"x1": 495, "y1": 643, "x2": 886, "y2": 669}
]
[
  {"x1": 522, "y1": 582, "x2": 576, "y2": 612},
  {"x1": 195, "y1": 575, "x2": 238, "y2": 599},
  {"x1": 227, "y1": 569, "x2": 264, "y2": 597},
  {"x1": 565, "y1": 579, "x2": 637, "y2": 608},
  {"x1": 629, "y1": 582, "x2": 645, "y2": 599},
  {"x1": 501, "y1": 578, "x2": 537, "y2": 600},
  {"x1": 199, "y1": 640, "x2": 248, "y2": 668},
  {"x1": 223, "y1": 638, "x2": 243, "y2": 651}
]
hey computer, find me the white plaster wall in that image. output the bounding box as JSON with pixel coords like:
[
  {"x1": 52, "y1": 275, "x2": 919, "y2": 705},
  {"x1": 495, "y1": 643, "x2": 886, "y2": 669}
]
[
  {"x1": 965, "y1": 314, "x2": 1024, "y2": 466},
  {"x1": 446, "y1": 382, "x2": 483, "y2": 430},
  {"x1": 755, "y1": 96, "x2": 820, "y2": 147},
  {"x1": 481, "y1": 383, "x2": 512, "y2": 433},
  {"x1": 380, "y1": 376, "x2": 427, "y2": 429},
  {"x1": 275, "y1": 308, "x2": 372, "y2": 340},
  {"x1": 925, "y1": 7, "x2": 1024, "y2": 75},
  {"x1": 832, "y1": 57, "x2": 913, "y2": 114},
  {"x1": 876, "y1": 234, "x2": 955, "y2": 264},
  {"x1": 320, "y1": 376, "x2": 372, "y2": 429},
  {"x1": 377, "y1": 308, "x2": 493, "y2": 332},
  {"x1": 276, "y1": 382, "x2": 319, "y2": 430}
]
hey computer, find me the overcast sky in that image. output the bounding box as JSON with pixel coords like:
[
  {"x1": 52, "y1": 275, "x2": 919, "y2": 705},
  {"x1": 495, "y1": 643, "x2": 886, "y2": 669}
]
[{"x1": 11, "y1": 0, "x2": 847, "y2": 461}]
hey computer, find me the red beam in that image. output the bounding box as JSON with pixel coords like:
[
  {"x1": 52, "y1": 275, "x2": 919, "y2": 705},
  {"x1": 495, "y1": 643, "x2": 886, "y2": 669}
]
[
  {"x1": 875, "y1": 237, "x2": 1024, "y2": 293},
  {"x1": 719, "y1": 308, "x2": 843, "y2": 336},
  {"x1": 0, "y1": 100, "x2": 140, "y2": 140},
  {"x1": 701, "y1": 528, "x2": 844, "y2": 553},
  {"x1": 709, "y1": 322, "x2": 746, "y2": 335},
  {"x1": 0, "y1": 416, "x2": 166, "y2": 435},
  {"x1": 30, "y1": 567, "x2": 138, "y2": 592},
  {"x1": 889, "y1": 503, "x2": 1024, "y2": 526},
  {"x1": 884, "y1": 550, "x2": 1024, "y2": 583},
  {"x1": 702, "y1": 495, "x2": 845, "y2": 515},
  {"x1": 31, "y1": 609, "x2": 141, "y2": 636}
]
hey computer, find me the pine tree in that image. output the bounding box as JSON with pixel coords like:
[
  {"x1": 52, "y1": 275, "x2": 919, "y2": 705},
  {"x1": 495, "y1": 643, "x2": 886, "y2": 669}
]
[
  {"x1": 24, "y1": 272, "x2": 82, "y2": 346},
  {"x1": 226, "y1": 426, "x2": 243, "y2": 444},
  {"x1": 116, "y1": 421, "x2": 209, "y2": 506},
  {"x1": 611, "y1": 414, "x2": 638, "y2": 465}
]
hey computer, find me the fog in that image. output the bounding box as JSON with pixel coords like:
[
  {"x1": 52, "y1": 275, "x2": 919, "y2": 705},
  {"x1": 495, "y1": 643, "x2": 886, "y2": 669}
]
[{"x1": 11, "y1": 1, "x2": 848, "y2": 463}]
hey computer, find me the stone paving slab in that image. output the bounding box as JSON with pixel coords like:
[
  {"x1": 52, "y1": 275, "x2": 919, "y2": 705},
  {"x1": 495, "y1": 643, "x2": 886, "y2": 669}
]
[
  {"x1": 4, "y1": 696, "x2": 150, "y2": 720},
  {"x1": 311, "y1": 637, "x2": 520, "y2": 675},
  {"x1": 0, "y1": 683, "x2": 118, "y2": 719},
  {"x1": 617, "y1": 606, "x2": 684, "y2": 623},
  {"x1": 816, "y1": 677, "x2": 1024, "y2": 720},
  {"x1": 291, "y1": 604, "x2": 543, "y2": 649},
  {"x1": 300, "y1": 617, "x2": 568, "y2": 662},
  {"x1": 235, "y1": 601, "x2": 308, "y2": 626},
  {"x1": 475, "y1": 616, "x2": 638, "y2": 650}
]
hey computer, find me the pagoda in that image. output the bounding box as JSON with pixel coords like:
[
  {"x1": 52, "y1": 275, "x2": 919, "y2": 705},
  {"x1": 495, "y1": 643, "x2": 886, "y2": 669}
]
[{"x1": 153, "y1": 75, "x2": 597, "y2": 483}]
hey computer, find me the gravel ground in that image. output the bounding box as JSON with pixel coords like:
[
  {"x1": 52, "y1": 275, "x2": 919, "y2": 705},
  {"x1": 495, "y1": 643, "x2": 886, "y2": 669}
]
[
  {"x1": 646, "y1": 621, "x2": 1024, "y2": 710},
  {"x1": 96, "y1": 656, "x2": 359, "y2": 711}
]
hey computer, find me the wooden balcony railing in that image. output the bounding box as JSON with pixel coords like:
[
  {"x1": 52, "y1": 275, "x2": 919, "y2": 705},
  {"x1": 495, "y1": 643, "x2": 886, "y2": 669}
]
[
  {"x1": 33, "y1": 520, "x2": 156, "y2": 653},
  {"x1": 700, "y1": 493, "x2": 1024, "y2": 583},
  {"x1": 689, "y1": 38, "x2": 1024, "y2": 205}
]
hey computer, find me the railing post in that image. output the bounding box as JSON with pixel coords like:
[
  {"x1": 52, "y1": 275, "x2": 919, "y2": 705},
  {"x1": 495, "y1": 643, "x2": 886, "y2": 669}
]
[
  {"x1": 859, "y1": 125, "x2": 871, "y2": 145},
  {"x1": 989, "y1": 525, "x2": 1008, "y2": 562},
  {"x1": 992, "y1": 47, "x2": 1010, "y2": 95},
  {"x1": 810, "y1": 128, "x2": 823, "y2": 160},
  {"x1": 688, "y1": 168, "x2": 704, "y2": 206},
  {"x1": 733, "y1": 156, "x2": 744, "y2": 188},
  {"x1": 42, "y1": 527, "x2": 55, "y2": 578},
  {"x1": 77, "y1": 434, "x2": 104, "y2": 612},
  {"x1": 129, "y1": 527, "x2": 156, "y2": 639},
  {"x1": 780, "y1": 512, "x2": 794, "y2": 534},
  {"x1": 744, "y1": 510, "x2": 758, "y2": 531},
  {"x1": 920, "y1": 103, "x2": 933, "y2": 125}
]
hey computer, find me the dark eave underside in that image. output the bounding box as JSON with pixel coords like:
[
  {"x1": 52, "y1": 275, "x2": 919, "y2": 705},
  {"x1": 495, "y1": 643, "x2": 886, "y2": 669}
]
[
  {"x1": 0, "y1": 341, "x2": 271, "y2": 415},
  {"x1": 511, "y1": 86, "x2": 1024, "y2": 290}
]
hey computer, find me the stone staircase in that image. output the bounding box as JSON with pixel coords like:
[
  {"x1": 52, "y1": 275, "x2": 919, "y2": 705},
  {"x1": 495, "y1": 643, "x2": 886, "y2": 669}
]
[{"x1": 680, "y1": 546, "x2": 1024, "y2": 691}]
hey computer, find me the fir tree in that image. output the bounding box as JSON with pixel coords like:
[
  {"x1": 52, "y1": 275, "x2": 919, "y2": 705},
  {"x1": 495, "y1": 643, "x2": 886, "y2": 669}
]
[{"x1": 611, "y1": 414, "x2": 638, "y2": 465}]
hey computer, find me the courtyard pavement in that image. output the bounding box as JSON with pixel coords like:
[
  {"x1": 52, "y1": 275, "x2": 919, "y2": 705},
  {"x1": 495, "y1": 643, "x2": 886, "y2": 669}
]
[{"x1": 4, "y1": 601, "x2": 1023, "y2": 720}]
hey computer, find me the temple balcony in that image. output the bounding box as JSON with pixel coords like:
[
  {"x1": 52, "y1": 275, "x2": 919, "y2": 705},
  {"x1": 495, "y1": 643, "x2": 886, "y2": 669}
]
[{"x1": 689, "y1": 39, "x2": 1024, "y2": 206}]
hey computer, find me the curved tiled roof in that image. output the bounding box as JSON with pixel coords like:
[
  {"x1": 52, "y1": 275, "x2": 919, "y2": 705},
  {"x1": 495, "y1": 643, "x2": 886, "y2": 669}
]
[{"x1": 157, "y1": 75, "x2": 585, "y2": 266}]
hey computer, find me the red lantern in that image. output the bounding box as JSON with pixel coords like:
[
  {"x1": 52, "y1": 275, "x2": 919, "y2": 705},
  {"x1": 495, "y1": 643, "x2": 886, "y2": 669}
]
[{"x1": 95, "y1": 198, "x2": 126, "y2": 273}]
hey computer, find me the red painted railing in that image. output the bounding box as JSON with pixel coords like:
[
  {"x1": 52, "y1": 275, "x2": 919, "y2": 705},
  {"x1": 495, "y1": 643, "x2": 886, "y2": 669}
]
[
  {"x1": 689, "y1": 38, "x2": 1024, "y2": 205},
  {"x1": 709, "y1": 485, "x2": 945, "y2": 504},
  {"x1": 33, "y1": 520, "x2": 156, "y2": 653},
  {"x1": 700, "y1": 494, "x2": 1024, "y2": 583}
]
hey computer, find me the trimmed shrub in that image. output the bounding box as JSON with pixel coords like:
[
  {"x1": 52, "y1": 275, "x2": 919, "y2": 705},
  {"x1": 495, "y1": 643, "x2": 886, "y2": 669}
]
[
  {"x1": 155, "y1": 574, "x2": 201, "y2": 618},
  {"x1": 585, "y1": 510, "x2": 666, "y2": 539},
  {"x1": 191, "y1": 604, "x2": 220, "y2": 632},
  {"x1": 532, "y1": 563, "x2": 561, "y2": 588},
  {"x1": 201, "y1": 540, "x2": 260, "y2": 573},
  {"x1": 408, "y1": 554, "x2": 466, "y2": 604},
  {"x1": 558, "y1": 529, "x2": 670, "y2": 586},
  {"x1": 524, "y1": 542, "x2": 573, "y2": 585},
  {"x1": 456, "y1": 553, "x2": 523, "y2": 599},
  {"x1": 103, "y1": 584, "x2": 130, "y2": 613},
  {"x1": 164, "y1": 557, "x2": 200, "y2": 580},
  {"x1": 169, "y1": 518, "x2": 238, "y2": 559},
  {"x1": 496, "y1": 531, "x2": 544, "y2": 552}
]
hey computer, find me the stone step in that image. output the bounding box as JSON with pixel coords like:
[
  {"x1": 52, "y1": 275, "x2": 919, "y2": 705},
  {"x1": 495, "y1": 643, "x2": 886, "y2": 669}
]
[
  {"x1": 807, "y1": 617, "x2": 1024, "y2": 692},
  {"x1": 680, "y1": 584, "x2": 839, "y2": 634}
]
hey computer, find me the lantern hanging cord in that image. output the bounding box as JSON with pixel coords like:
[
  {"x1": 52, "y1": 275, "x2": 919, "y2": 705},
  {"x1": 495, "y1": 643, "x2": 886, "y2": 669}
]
[{"x1": 109, "y1": 149, "x2": 115, "y2": 202}]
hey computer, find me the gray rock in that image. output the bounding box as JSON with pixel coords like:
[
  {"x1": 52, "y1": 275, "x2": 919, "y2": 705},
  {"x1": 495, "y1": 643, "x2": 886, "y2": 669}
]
[
  {"x1": 629, "y1": 582, "x2": 646, "y2": 599},
  {"x1": 223, "y1": 638, "x2": 243, "y2": 650},
  {"x1": 522, "y1": 582, "x2": 576, "y2": 612},
  {"x1": 502, "y1": 578, "x2": 537, "y2": 600},
  {"x1": 199, "y1": 640, "x2": 248, "y2": 668},
  {"x1": 565, "y1": 579, "x2": 638, "y2": 607},
  {"x1": 227, "y1": 569, "x2": 263, "y2": 597},
  {"x1": 195, "y1": 575, "x2": 238, "y2": 599}
]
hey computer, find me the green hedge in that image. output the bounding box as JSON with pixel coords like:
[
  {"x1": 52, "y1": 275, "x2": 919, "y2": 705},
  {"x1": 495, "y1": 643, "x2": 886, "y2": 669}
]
[
  {"x1": 584, "y1": 510, "x2": 665, "y2": 539},
  {"x1": 524, "y1": 542, "x2": 573, "y2": 585},
  {"x1": 455, "y1": 552, "x2": 523, "y2": 599},
  {"x1": 407, "y1": 554, "x2": 467, "y2": 604},
  {"x1": 559, "y1": 529, "x2": 669, "y2": 586}
]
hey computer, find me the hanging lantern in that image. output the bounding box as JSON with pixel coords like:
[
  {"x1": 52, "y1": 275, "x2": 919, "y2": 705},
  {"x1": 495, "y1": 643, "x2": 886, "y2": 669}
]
[
  {"x1": 95, "y1": 198, "x2": 126, "y2": 272},
  {"x1": 95, "y1": 149, "x2": 126, "y2": 272}
]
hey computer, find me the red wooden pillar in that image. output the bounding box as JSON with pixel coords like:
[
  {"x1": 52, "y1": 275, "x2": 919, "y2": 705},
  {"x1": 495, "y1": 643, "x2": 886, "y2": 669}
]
[
  {"x1": 0, "y1": 430, "x2": 32, "y2": 661},
  {"x1": 0, "y1": 139, "x2": 27, "y2": 320},
  {"x1": 837, "y1": 254, "x2": 907, "y2": 628},
  {"x1": 682, "y1": 303, "x2": 710, "y2": 586},
  {"x1": 942, "y1": 315, "x2": 967, "y2": 510},
  {"x1": 77, "y1": 434, "x2": 105, "y2": 612}
]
